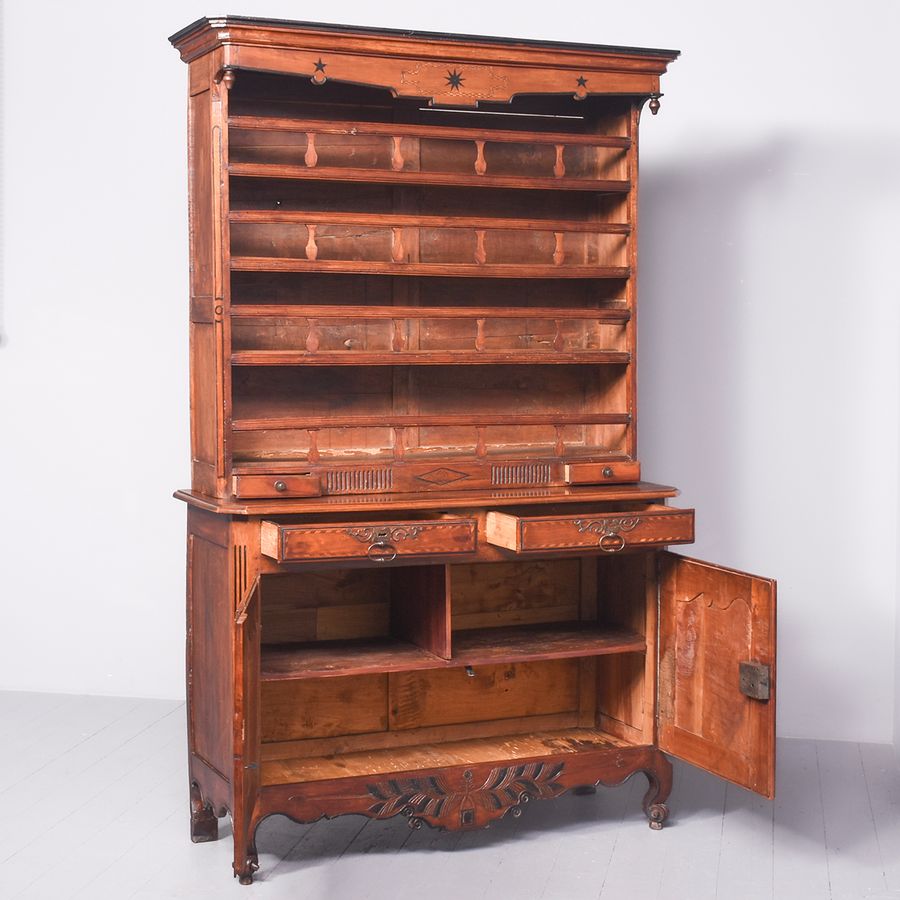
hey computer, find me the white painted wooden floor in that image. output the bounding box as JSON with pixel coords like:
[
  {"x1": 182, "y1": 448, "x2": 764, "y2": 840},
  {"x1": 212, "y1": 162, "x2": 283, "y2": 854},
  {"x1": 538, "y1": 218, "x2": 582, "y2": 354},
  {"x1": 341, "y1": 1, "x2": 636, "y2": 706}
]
[{"x1": 2, "y1": 692, "x2": 900, "y2": 900}]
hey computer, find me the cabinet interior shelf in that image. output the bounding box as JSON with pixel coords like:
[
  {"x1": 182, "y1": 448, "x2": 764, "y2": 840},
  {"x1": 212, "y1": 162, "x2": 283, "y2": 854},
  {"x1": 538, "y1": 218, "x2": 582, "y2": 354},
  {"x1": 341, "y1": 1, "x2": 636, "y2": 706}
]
[
  {"x1": 231, "y1": 349, "x2": 631, "y2": 366},
  {"x1": 260, "y1": 622, "x2": 646, "y2": 681},
  {"x1": 261, "y1": 726, "x2": 632, "y2": 785},
  {"x1": 229, "y1": 162, "x2": 631, "y2": 193},
  {"x1": 230, "y1": 258, "x2": 632, "y2": 279},
  {"x1": 231, "y1": 413, "x2": 632, "y2": 431},
  {"x1": 229, "y1": 305, "x2": 631, "y2": 321},
  {"x1": 228, "y1": 114, "x2": 633, "y2": 149},
  {"x1": 229, "y1": 210, "x2": 631, "y2": 234}
]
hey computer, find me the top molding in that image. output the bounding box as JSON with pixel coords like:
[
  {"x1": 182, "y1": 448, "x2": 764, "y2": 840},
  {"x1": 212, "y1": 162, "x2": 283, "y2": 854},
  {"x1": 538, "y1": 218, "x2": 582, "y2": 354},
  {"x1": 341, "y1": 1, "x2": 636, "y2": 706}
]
[
  {"x1": 169, "y1": 16, "x2": 679, "y2": 105},
  {"x1": 169, "y1": 16, "x2": 680, "y2": 62}
]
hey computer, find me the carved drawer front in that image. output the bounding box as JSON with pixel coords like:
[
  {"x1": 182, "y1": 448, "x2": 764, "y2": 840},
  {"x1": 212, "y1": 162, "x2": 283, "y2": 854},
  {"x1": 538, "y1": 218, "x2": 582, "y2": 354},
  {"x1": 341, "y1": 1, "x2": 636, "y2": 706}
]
[
  {"x1": 261, "y1": 518, "x2": 477, "y2": 563},
  {"x1": 233, "y1": 474, "x2": 322, "y2": 499},
  {"x1": 484, "y1": 504, "x2": 694, "y2": 554}
]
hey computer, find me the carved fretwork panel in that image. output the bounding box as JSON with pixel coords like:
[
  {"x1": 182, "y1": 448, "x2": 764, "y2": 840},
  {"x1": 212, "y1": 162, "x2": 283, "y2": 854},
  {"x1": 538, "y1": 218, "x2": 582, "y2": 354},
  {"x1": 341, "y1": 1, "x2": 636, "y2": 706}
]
[{"x1": 258, "y1": 746, "x2": 672, "y2": 833}]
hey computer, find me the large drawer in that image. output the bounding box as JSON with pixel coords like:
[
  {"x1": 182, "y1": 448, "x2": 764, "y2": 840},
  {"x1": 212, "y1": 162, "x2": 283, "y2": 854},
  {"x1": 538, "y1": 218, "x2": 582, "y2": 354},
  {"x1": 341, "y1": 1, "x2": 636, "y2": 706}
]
[
  {"x1": 485, "y1": 504, "x2": 694, "y2": 554},
  {"x1": 261, "y1": 518, "x2": 478, "y2": 563}
]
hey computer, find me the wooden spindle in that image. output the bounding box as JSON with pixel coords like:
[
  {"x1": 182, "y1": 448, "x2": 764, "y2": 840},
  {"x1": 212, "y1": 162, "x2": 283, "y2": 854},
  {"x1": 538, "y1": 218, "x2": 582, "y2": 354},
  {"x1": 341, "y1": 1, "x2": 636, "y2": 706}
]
[
  {"x1": 474, "y1": 230, "x2": 487, "y2": 265},
  {"x1": 475, "y1": 426, "x2": 487, "y2": 458},
  {"x1": 475, "y1": 318, "x2": 486, "y2": 351},
  {"x1": 393, "y1": 427, "x2": 406, "y2": 460},
  {"x1": 305, "y1": 318, "x2": 320, "y2": 352},
  {"x1": 305, "y1": 132, "x2": 318, "y2": 167},
  {"x1": 307, "y1": 429, "x2": 320, "y2": 463},
  {"x1": 553, "y1": 320, "x2": 565, "y2": 351},
  {"x1": 391, "y1": 319, "x2": 405, "y2": 352},
  {"x1": 391, "y1": 136, "x2": 404, "y2": 171},
  {"x1": 474, "y1": 140, "x2": 487, "y2": 175},
  {"x1": 554, "y1": 425, "x2": 565, "y2": 457},
  {"x1": 305, "y1": 224, "x2": 318, "y2": 261},
  {"x1": 553, "y1": 232, "x2": 565, "y2": 266},
  {"x1": 391, "y1": 227, "x2": 405, "y2": 263},
  {"x1": 554, "y1": 144, "x2": 566, "y2": 178}
]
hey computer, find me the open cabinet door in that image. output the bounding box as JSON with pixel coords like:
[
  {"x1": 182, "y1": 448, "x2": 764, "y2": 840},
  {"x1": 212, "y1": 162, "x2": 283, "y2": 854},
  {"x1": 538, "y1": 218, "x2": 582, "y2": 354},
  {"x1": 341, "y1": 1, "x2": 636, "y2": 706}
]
[{"x1": 658, "y1": 552, "x2": 776, "y2": 798}]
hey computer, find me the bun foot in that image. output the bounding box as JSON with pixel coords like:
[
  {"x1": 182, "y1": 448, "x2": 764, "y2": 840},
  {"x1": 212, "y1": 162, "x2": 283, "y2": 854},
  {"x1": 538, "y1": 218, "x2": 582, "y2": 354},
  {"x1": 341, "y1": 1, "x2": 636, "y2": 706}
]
[{"x1": 235, "y1": 857, "x2": 259, "y2": 885}]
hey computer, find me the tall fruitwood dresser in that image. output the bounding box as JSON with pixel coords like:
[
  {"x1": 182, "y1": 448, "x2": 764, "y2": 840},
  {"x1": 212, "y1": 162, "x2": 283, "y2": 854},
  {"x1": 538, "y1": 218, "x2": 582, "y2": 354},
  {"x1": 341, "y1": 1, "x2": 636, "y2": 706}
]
[{"x1": 170, "y1": 16, "x2": 776, "y2": 885}]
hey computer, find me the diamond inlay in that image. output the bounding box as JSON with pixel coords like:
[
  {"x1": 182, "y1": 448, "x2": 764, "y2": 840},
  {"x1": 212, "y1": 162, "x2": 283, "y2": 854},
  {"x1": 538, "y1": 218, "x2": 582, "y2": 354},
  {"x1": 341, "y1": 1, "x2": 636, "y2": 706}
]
[{"x1": 416, "y1": 468, "x2": 469, "y2": 485}]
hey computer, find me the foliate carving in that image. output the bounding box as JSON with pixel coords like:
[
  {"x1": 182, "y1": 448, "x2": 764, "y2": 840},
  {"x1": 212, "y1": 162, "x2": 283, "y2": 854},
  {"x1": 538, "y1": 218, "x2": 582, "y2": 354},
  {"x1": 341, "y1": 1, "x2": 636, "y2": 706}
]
[
  {"x1": 367, "y1": 763, "x2": 566, "y2": 829},
  {"x1": 572, "y1": 516, "x2": 641, "y2": 536},
  {"x1": 345, "y1": 525, "x2": 423, "y2": 544}
]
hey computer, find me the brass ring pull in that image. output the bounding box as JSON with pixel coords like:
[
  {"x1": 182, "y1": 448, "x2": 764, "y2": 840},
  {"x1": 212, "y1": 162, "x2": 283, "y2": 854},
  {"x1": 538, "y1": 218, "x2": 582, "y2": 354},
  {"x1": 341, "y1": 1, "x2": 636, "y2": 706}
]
[
  {"x1": 598, "y1": 533, "x2": 626, "y2": 553},
  {"x1": 367, "y1": 542, "x2": 397, "y2": 562}
]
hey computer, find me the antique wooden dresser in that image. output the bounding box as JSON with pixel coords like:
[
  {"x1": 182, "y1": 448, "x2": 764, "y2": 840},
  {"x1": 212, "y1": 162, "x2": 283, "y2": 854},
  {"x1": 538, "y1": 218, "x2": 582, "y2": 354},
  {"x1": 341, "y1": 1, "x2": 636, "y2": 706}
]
[{"x1": 170, "y1": 16, "x2": 776, "y2": 884}]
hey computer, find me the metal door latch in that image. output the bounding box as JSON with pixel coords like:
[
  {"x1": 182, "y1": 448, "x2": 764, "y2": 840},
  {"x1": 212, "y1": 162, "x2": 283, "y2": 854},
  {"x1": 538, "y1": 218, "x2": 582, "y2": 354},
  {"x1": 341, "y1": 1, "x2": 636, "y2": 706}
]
[{"x1": 739, "y1": 661, "x2": 771, "y2": 701}]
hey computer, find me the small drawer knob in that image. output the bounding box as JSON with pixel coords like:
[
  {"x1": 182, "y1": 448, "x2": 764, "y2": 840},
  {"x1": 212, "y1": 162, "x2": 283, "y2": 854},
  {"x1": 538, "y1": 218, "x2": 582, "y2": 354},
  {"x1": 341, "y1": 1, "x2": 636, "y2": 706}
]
[
  {"x1": 602, "y1": 466, "x2": 614, "y2": 478},
  {"x1": 273, "y1": 480, "x2": 287, "y2": 492}
]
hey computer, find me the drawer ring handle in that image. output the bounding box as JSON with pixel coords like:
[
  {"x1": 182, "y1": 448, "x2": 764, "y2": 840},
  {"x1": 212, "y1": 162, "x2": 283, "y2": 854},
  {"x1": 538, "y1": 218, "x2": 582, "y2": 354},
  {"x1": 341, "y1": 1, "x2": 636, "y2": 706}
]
[
  {"x1": 367, "y1": 542, "x2": 397, "y2": 562},
  {"x1": 598, "y1": 533, "x2": 626, "y2": 553}
]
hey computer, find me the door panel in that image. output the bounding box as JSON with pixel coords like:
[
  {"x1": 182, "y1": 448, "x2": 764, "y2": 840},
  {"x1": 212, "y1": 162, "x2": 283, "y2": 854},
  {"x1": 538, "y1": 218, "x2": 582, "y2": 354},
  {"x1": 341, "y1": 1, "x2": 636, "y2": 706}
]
[{"x1": 658, "y1": 552, "x2": 776, "y2": 798}]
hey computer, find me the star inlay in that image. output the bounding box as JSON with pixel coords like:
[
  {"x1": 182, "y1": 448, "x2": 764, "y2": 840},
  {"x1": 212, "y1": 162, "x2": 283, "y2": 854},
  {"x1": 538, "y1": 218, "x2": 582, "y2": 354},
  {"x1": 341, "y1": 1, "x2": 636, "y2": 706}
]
[
  {"x1": 576, "y1": 76, "x2": 588, "y2": 88},
  {"x1": 446, "y1": 69, "x2": 464, "y2": 91},
  {"x1": 313, "y1": 58, "x2": 327, "y2": 73}
]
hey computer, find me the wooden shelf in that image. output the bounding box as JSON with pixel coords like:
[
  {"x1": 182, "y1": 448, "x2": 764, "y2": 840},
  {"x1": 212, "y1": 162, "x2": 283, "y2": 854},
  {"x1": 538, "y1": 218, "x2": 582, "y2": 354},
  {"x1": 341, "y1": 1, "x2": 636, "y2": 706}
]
[
  {"x1": 260, "y1": 623, "x2": 644, "y2": 681},
  {"x1": 228, "y1": 114, "x2": 633, "y2": 149},
  {"x1": 230, "y1": 305, "x2": 631, "y2": 321},
  {"x1": 229, "y1": 210, "x2": 631, "y2": 234},
  {"x1": 261, "y1": 638, "x2": 442, "y2": 680},
  {"x1": 230, "y1": 257, "x2": 631, "y2": 279},
  {"x1": 230, "y1": 161, "x2": 631, "y2": 193},
  {"x1": 231, "y1": 413, "x2": 632, "y2": 431},
  {"x1": 231, "y1": 349, "x2": 631, "y2": 366},
  {"x1": 261, "y1": 726, "x2": 632, "y2": 785}
]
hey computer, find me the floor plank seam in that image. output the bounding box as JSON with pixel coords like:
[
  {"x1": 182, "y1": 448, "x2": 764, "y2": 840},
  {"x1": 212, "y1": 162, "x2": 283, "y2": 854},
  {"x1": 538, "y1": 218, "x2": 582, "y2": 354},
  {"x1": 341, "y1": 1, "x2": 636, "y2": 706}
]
[
  {"x1": 859, "y1": 741, "x2": 889, "y2": 895},
  {"x1": 816, "y1": 743, "x2": 834, "y2": 900},
  {"x1": 713, "y1": 780, "x2": 727, "y2": 900}
]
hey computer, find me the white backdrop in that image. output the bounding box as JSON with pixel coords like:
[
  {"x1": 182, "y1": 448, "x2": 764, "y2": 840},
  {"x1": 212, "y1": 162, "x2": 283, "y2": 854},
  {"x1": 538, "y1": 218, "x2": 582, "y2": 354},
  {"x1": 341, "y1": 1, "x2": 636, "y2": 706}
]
[{"x1": 1, "y1": 1, "x2": 898, "y2": 743}]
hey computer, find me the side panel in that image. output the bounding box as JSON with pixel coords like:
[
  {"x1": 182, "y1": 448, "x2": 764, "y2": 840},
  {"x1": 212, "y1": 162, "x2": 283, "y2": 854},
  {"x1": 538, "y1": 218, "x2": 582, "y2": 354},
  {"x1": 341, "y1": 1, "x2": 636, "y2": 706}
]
[
  {"x1": 658, "y1": 552, "x2": 776, "y2": 798},
  {"x1": 187, "y1": 508, "x2": 233, "y2": 785},
  {"x1": 187, "y1": 54, "x2": 228, "y2": 497}
]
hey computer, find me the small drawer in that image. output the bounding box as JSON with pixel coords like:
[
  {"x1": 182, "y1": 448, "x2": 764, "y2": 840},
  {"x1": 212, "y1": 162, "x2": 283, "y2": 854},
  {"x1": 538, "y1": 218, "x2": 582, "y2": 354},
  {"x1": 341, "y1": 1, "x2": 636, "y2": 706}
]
[
  {"x1": 485, "y1": 504, "x2": 694, "y2": 554},
  {"x1": 564, "y1": 460, "x2": 641, "y2": 485},
  {"x1": 233, "y1": 474, "x2": 322, "y2": 499},
  {"x1": 261, "y1": 518, "x2": 478, "y2": 563}
]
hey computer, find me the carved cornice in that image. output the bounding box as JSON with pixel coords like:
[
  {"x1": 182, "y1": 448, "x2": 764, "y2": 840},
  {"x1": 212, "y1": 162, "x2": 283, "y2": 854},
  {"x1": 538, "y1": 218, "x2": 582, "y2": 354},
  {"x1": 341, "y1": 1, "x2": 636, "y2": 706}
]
[{"x1": 169, "y1": 16, "x2": 678, "y2": 105}]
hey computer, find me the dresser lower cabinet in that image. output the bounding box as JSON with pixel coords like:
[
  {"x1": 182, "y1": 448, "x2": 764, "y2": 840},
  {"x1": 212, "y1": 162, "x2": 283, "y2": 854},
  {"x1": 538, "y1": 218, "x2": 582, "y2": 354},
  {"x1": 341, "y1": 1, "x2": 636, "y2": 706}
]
[{"x1": 184, "y1": 501, "x2": 775, "y2": 884}]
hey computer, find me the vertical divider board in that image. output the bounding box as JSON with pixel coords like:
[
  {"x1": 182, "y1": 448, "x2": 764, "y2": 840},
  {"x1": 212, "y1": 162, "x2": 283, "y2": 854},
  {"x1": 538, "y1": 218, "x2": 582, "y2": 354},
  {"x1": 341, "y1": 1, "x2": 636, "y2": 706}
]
[
  {"x1": 578, "y1": 557, "x2": 600, "y2": 727},
  {"x1": 392, "y1": 102, "x2": 421, "y2": 458},
  {"x1": 390, "y1": 564, "x2": 452, "y2": 659}
]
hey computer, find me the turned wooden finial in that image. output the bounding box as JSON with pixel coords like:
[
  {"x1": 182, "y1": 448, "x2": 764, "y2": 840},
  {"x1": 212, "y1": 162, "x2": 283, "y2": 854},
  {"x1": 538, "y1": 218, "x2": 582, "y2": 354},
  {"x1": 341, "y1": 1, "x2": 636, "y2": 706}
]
[
  {"x1": 215, "y1": 67, "x2": 236, "y2": 90},
  {"x1": 648, "y1": 92, "x2": 662, "y2": 115}
]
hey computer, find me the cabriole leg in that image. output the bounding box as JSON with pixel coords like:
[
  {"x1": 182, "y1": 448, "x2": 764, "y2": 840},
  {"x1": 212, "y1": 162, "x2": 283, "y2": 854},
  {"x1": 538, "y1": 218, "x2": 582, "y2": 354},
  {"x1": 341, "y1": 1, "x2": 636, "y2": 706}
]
[
  {"x1": 641, "y1": 750, "x2": 673, "y2": 830},
  {"x1": 233, "y1": 820, "x2": 260, "y2": 885}
]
